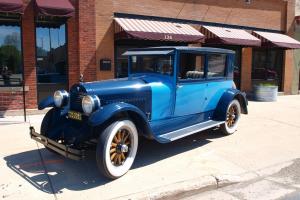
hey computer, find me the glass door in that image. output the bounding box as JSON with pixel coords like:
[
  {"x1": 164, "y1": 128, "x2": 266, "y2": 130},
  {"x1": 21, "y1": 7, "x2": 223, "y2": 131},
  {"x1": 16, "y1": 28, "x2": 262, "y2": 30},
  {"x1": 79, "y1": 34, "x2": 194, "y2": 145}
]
[{"x1": 35, "y1": 23, "x2": 68, "y2": 103}]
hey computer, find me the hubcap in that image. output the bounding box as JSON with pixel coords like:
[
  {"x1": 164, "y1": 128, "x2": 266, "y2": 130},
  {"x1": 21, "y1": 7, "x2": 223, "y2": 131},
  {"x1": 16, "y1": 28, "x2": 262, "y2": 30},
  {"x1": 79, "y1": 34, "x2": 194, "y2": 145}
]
[
  {"x1": 110, "y1": 129, "x2": 131, "y2": 166},
  {"x1": 226, "y1": 104, "x2": 238, "y2": 128}
]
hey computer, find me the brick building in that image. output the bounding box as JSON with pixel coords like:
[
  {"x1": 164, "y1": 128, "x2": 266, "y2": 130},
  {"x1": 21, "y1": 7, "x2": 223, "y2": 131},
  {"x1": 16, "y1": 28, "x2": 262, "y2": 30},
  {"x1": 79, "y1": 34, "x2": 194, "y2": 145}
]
[{"x1": 0, "y1": 0, "x2": 300, "y2": 112}]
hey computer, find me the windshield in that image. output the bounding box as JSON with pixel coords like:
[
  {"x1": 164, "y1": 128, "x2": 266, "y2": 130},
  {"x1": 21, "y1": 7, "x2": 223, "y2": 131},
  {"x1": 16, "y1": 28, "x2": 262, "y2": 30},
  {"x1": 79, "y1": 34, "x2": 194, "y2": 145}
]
[{"x1": 130, "y1": 55, "x2": 173, "y2": 76}]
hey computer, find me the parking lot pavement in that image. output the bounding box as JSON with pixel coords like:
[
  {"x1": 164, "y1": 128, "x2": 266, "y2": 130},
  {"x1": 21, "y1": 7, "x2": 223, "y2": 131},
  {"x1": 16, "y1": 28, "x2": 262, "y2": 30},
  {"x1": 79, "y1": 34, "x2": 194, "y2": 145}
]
[{"x1": 0, "y1": 95, "x2": 300, "y2": 200}]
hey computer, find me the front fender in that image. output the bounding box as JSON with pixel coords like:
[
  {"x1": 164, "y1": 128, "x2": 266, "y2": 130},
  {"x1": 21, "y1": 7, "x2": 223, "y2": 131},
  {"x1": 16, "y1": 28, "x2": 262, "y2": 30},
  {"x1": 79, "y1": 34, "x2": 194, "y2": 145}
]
[
  {"x1": 89, "y1": 102, "x2": 149, "y2": 127},
  {"x1": 38, "y1": 96, "x2": 54, "y2": 110},
  {"x1": 213, "y1": 89, "x2": 248, "y2": 121},
  {"x1": 89, "y1": 102, "x2": 153, "y2": 139}
]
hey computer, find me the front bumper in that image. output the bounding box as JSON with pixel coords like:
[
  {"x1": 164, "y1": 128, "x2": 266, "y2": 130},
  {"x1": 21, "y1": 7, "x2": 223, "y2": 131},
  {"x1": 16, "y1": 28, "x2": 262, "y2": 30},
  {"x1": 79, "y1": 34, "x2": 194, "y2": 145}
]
[{"x1": 29, "y1": 127, "x2": 85, "y2": 160}]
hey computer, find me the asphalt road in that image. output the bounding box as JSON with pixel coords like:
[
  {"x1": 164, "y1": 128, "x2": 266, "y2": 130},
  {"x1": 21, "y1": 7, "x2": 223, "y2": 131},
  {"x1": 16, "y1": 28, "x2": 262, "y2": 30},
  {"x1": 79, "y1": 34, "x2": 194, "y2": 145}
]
[
  {"x1": 179, "y1": 158, "x2": 300, "y2": 200},
  {"x1": 1, "y1": 95, "x2": 300, "y2": 200}
]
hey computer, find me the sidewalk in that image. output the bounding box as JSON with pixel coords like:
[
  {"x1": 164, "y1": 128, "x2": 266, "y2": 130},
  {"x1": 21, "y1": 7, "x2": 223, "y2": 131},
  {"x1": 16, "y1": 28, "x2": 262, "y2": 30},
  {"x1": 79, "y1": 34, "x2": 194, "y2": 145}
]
[{"x1": 1, "y1": 95, "x2": 300, "y2": 200}]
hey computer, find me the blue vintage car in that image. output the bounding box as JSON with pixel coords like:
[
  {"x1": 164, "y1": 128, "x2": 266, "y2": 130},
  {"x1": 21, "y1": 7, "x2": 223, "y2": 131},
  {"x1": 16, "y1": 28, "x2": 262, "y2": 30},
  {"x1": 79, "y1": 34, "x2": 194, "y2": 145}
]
[{"x1": 30, "y1": 46, "x2": 248, "y2": 179}]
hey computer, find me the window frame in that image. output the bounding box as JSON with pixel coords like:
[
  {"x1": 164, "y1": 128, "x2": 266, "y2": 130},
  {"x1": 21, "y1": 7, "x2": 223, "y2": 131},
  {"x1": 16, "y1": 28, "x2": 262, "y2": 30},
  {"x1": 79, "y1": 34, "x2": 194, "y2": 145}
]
[
  {"x1": 177, "y1": 51, "x2": 229, "y2": 84},
  {"x1": 129, "y1": 54, "x2": 174, "y2": 76},
  {"x1": 206, "y1": 53, "x2": 228, "y2": 80},
  {"x1": 177, "y1": 52, "x2": 207, "y2": 83},
  {"x1": 34, "y1": 21, "x2": 69, "y2": 85}
]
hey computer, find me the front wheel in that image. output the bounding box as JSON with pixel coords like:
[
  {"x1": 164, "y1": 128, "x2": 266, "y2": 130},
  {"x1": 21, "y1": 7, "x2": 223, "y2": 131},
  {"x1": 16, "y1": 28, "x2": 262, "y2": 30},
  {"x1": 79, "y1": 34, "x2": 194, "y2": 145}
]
[
  {"x1": 96, "y1": 120, "x2": 138, "y2": 179},
  {"x1": 220, "y1": 99, "x2": 241, "y2": 135},
  {"x1": 40, "y1": 108, "x2": 59, "y2": 154}
]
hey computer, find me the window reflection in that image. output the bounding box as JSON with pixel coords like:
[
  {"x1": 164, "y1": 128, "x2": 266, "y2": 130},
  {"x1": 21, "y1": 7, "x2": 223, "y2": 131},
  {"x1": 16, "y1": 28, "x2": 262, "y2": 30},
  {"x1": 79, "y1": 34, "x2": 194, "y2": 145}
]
[
  {"x1": 36, "y1": 24, "x2": 67, "y2": 84},
  {"x1": 0, "y1": 25, "x2": 22, "y2": 86},
  {"x1": 36, "y1": 23, "x2": 68, "y2": 103}
]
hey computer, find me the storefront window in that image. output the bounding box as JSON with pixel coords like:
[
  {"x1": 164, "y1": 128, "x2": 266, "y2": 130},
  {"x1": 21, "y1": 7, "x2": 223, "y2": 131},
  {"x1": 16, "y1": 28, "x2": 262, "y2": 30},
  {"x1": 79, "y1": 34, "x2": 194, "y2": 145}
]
[
  {"x1": 116, "y1": 46, "x2": 131, "y2": 78},
  {"x1": 252, "y1": 48, "x2": 283, "y2": 91},
  {"x1": 0, "y1": 25, "x2": 22, "y2": 86},
  {"x1": 36, "y1": 23, "x2": 68, "y2": 102}
]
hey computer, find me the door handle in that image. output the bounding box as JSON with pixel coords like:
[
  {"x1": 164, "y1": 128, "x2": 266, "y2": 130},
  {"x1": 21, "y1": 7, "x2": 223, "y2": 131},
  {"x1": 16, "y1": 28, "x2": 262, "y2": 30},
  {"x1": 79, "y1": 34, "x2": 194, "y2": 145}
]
[{"x1": 176, "y1": 84, "x2": 183, "y2": 89}]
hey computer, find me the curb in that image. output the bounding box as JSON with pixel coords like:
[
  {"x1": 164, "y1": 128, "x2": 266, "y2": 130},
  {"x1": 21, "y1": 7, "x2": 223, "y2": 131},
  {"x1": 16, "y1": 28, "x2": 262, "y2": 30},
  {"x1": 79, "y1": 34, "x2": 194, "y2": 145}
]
[
  {"x1": 112, "y1": 160, "x2": 294, "y2": 200},
  {"x1": 0, "y1": 108, "x2": 49, "y2": 117},
  {"x1": 112, "y1": 174, "x2": 240, "y2": 200}
]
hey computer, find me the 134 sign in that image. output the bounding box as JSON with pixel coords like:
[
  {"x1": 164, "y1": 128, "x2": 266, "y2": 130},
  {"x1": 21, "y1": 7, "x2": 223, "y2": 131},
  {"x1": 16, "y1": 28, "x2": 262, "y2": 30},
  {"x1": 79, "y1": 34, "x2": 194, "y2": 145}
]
[{"x1": 164, "y1": 35, "x2": 173, "y2": 40}]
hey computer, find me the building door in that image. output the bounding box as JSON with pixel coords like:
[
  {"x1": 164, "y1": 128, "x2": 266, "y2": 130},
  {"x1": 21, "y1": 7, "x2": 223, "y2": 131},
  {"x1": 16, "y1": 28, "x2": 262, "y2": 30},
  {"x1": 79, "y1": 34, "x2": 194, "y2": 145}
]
[{"x1": 35, "y1": 22, "x2": 68, "y2": 103}]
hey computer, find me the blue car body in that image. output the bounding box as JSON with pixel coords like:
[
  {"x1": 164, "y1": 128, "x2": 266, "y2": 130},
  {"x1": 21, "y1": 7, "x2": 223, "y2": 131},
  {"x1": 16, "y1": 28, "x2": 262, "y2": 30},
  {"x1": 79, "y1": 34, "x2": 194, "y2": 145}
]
[{"x1": 35, "y1": 46, "x2": 248, "y2": 149}]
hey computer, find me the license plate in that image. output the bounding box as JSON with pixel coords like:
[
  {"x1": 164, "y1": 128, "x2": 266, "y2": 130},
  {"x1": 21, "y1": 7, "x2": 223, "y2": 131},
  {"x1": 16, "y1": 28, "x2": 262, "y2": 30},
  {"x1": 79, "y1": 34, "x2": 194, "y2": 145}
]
[{"x1": 68, "y1": 111, "x2": 82, "y2": 121}]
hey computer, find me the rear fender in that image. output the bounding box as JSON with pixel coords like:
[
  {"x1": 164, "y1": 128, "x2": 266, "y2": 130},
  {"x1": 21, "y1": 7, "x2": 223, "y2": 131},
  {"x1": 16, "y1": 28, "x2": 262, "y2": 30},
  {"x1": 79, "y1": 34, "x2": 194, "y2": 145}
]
[
  {"x1": 213, "y1": 89, "x2": 248, "y2": 121},
  {"x1": 89, "y1": 102, "x2": 153, "y2": 139}
]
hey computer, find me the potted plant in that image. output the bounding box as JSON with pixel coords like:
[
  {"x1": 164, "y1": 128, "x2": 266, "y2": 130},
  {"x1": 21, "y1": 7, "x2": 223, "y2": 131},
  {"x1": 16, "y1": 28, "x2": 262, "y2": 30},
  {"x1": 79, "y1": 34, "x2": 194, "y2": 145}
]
[{"x1": 253, "y1": 83, "x2": 278, "y2": 102}]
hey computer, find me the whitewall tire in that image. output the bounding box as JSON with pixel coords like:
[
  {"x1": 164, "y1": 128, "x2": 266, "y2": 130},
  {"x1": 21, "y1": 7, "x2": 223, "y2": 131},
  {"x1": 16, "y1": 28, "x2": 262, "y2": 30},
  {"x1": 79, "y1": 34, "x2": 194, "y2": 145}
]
[
  {"x1": 96, "y1": 120, "x2": 138, "y2": 179},
  {"x1": 220, "y1": 99, "x2": 241, "y2": 135}
]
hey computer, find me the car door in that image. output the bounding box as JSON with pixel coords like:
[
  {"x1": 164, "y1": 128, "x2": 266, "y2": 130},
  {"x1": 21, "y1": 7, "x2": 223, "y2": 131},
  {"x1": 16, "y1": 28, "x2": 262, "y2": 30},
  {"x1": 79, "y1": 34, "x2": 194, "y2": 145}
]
[
  {"x1": 202, "y1": 54, "x2": 232, "y2": 112},
  {"x1": 174, "y1": 52, "x2": 207, "y2": 116}
]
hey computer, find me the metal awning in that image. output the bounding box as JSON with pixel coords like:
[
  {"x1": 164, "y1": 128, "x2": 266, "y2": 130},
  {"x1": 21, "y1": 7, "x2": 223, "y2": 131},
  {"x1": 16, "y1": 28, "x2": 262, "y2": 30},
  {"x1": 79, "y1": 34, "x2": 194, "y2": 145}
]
[
  {"x1": 0, "y1": 0, "x2": 23, "y2": 14},
  {"x1": 200, "y1": 26, "x2": 261, "y2": 46},
  {"x1": 123, "y1": 50, "x2": 174, "y2": 56},
  {"x1": 35, "y1": 0, "x2": 75, "y2": 18},
  {"x1": 115, "y1": 17, "x2": 204, "y2": 43},
  {"x1": 253, "y1": 31, "x2": 300, "y2": 49}
]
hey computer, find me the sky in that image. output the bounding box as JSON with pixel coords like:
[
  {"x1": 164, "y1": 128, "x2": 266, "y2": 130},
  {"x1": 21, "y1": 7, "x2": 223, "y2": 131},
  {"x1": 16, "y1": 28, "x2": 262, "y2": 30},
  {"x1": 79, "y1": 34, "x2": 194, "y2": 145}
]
[
  {"x1": 36, "y1": 24, "x2": 66, "y2": 52},
  {"x1": 0, "y1": 25, "x2": 20, "y2": 48}
]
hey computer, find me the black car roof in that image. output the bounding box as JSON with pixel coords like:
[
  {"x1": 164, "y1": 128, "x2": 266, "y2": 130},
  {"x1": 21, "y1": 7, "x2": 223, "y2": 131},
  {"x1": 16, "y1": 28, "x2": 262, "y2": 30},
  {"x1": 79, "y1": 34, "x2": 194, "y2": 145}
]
[{"x1": 126, "y1": 46, "x2": 235, "y2": 54}]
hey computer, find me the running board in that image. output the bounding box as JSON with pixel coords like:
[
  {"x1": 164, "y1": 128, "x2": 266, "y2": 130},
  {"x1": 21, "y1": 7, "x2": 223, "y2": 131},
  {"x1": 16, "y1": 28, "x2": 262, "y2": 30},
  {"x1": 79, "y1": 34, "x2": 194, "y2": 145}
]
[{"x1": 157, "y1": 120, "x2": 224, "y2": 142}]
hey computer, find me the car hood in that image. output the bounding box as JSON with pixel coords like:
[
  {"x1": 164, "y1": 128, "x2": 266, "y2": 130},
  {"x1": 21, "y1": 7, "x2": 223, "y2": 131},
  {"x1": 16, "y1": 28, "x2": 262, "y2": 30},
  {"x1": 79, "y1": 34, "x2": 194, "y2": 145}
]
[
  {"x1": 70, "y1": 74, "x2": 174, "y2": 96},
  {"x1": 71, "y1": 78, "x2": 148, "y2": 96}
]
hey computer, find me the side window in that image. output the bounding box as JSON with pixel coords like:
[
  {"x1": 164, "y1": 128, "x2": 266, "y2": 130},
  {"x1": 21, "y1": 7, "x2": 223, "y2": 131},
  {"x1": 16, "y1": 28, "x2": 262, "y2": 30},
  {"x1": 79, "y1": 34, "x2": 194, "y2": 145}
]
[
  {"x1": 207, "y1": 54, "x2": 226, "y2": 78},
  {"x1": 179, "y1": 53, "x2": 205, "y2": 80}
]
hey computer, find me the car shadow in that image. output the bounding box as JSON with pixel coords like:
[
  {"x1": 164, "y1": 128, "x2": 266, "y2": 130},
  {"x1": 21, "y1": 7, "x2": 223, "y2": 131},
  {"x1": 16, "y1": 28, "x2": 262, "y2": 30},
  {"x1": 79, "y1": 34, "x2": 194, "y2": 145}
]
[{"x1": 3, "y1": 128, "x2": 225, "y2": 194}]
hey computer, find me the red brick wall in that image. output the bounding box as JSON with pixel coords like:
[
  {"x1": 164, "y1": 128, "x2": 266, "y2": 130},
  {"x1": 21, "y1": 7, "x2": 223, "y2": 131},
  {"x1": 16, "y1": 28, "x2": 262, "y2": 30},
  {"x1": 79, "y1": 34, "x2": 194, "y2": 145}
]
[
  {"x1": 22, "y1": 0, "x2": 37, "y2": 109},
  {"x1": 68, "y1": 1, "x2": 80, "y2": 87},
  {"x1": 0, "y1": 92, "x2": 25, "y2": 111},
  {"x1": 78, "y1": 0, "x2": 97, "y2": 82}
]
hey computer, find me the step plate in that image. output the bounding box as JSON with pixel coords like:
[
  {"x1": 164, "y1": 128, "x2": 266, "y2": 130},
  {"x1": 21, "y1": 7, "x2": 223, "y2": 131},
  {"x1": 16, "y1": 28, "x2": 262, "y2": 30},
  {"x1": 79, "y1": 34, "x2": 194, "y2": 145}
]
[{"x1": 157, "y1": 120, "x2": 224, "y2": 142}]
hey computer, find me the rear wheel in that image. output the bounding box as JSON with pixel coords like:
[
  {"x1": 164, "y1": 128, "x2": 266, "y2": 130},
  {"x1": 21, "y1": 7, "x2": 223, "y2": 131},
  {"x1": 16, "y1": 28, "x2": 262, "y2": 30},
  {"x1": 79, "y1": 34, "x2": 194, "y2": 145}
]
[
  {"x1": 96, "y1": 120, "x2": 138, "y2": 179},
  {"x1": 220, "y1": 99, "x2": 241, "y2": 135}
]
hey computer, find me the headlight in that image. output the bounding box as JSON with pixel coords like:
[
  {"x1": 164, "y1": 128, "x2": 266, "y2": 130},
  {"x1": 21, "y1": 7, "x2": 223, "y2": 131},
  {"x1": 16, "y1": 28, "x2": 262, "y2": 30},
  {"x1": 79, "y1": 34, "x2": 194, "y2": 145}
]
[
  {"x1": 82, "y1": 95, "x2": 101, "y2": 114},
  {"x1": 53, "y1": 90, "x2": 69, "y2": 107}
]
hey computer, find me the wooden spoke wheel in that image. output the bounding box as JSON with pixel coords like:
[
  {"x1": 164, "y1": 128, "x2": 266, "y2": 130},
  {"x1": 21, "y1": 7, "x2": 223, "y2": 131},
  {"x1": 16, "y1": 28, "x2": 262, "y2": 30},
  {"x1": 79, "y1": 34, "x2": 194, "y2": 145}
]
[
  {"x1": 221, "y1": 99, "x2": 241, "y2": 135},
  {"x1": 96, "y1": 120, "x2": 138, "y2": 179},
  {"x1": 110, "y1": 129, "x2": 131, "y2": 166},
  {"x1": 226, "y1": 104, "x2": 238, "y2": 128}
]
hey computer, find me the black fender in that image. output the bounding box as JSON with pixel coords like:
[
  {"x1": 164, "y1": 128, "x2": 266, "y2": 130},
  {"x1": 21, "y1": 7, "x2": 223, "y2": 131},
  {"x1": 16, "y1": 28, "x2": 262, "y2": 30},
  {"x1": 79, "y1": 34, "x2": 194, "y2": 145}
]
[
  {"x1": 89, "y1": 102, "x2": 153, "y2": 139},
  {"x1": 38, "y1": 96, "x2": 54, "y2": 110},
  {"x1": 213, "y1": 88, "x2": 248, "y2": 121}
]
